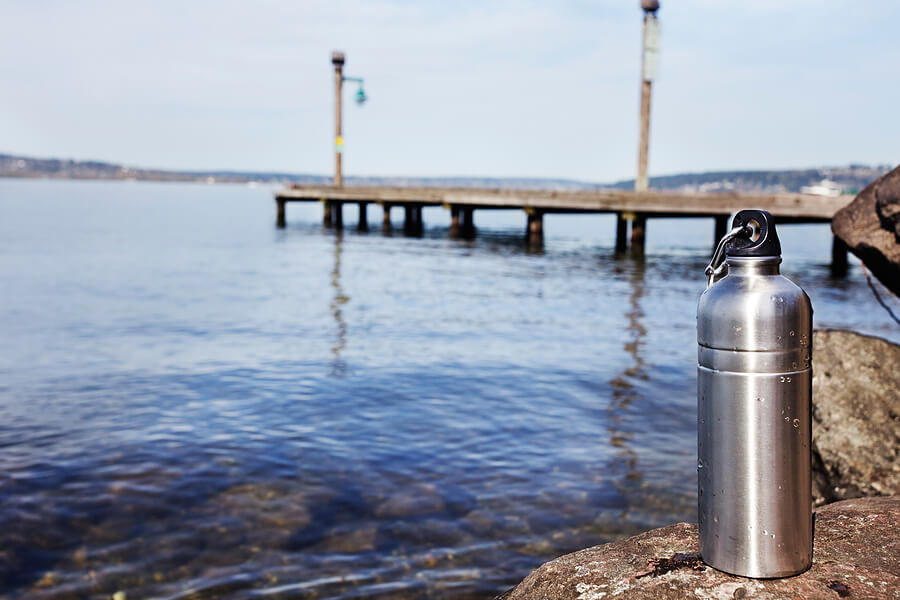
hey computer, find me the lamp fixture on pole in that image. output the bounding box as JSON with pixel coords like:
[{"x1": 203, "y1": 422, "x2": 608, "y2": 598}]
[{"x1": 332, "y1": 51, "x2": 368, "y2": 188}]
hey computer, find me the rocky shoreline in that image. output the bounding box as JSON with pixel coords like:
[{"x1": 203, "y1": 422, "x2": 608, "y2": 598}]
[{"x1": 499, "y1": 330, "x2": 900, "y2": 599}]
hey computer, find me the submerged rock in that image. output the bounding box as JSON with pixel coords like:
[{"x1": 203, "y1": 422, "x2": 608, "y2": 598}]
[
  {"x1": 374, "y1": 483, "x2": 446, "y2": 518},
  {"x1": 812, "y1": 330, "x2": 900, "y2": 505},
  {"x1": 498, "y1": 496, "x2": 899, "y2": 600},
  {"x1": 832, "y1": 164, "x2": 900, "y2": 296}
]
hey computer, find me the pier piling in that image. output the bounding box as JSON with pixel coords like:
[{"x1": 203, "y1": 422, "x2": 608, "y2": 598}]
[
  {"x1": 382, "y1": 204, "x2": 392, "y2": 230},
  {"x1": 277, "y1": 198, "x2": 286, "y2": 228},
  {"x1": 714, "y1": 215, "x2": 728, "y2": 246},
  {"x1": 461, "y1": 207, "x2": 475, "y2": 236},
  {"x1": 630, "y1": 214, "x2": 647, "y2": 256},
  {"x1": 358, "y1": 202, "x2": 368, "y2": 231},
  {"x1": 450, "y1": 206, "x2": 461, "y2": 236},
  {"x1": 526, "y1": 209, "x2": 544, "y2": 240},
  {"x1": 615, "y1": 213, "x2": 628, "y2": 253},
  {"x1": 831, "y1": 236, "x2": 849, "y2": 277}
]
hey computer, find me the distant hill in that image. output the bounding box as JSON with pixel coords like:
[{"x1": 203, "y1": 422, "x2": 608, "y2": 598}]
[
  {"x1": 0, "y1": 152, "x2": 891, "y2": 194},
  {"x1": 607, "y1": 166, "x2": 890, "y2": 195}
]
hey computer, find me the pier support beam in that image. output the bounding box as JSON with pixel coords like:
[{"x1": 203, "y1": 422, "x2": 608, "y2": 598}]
[
  {"x1": 450, "y1": 206, "x2": 461, "y2": 237},
  {"x1": 831, "y1": 236, "x2": 849, "y2": 277},
  {"x1": 334, "y1": 202, "x2": 343, "y2": 229},
  {"x1": 461, "y1": 207, "x2": 475, "y2": 236},
  {"x1": 714, "y1": 215, "x2": 728, "y2": 245},
  {"x1": 403, "y1": 205, "x2": 424, "y2": 234},
  {"x1": 630, "y1": 214, "x2": 646, "y2": 256},
  {"x1": 382, "y1": 204, "x2": 392, "y2": 230},
  {"x1": 615, "y1": 213, "x2": 628, "y2": 253},
  {"x1": 323, "y1": 200, "x2": 333, "y2": 227},
  {"x1": 526, "y1": 209, "x2": 544, "y2": 240},
  {"x1": 357, "y1": 203, "x2": 367, "y2": 230},
  {"x1": 276, "y1": 199, "x2": 286, "y2": 228}
]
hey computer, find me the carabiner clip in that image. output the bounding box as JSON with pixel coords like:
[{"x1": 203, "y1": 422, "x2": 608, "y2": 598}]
[{"x1": 705, "y1": 224, "x2": 752, "y2": 288}]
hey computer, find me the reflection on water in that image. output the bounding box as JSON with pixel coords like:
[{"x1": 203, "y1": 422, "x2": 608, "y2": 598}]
[
  {"x1": 607, "y1": 261, "x2": 645, "y2": 503},
  {"x1": 330, "y1": 232, "x2": 349, "y2": 377},
  {"x1": 0, "y1": 181, "x2": 896, "y2": 600}
]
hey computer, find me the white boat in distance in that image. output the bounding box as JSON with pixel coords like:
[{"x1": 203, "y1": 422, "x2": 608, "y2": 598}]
[{"x1": 801, "y1": 179, "x2": 844, "y2": 197}]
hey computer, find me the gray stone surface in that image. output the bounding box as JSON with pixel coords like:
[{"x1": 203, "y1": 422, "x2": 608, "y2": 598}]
[
  {"x1": 811, "y1": 329, "x2": 900, "y2": 505},
  {"x1": 499, "y1": 496, "x2": 899, "y2": 600},
  {"x1": 832, "y1": 165, "x2": 900, "y2": 296}
]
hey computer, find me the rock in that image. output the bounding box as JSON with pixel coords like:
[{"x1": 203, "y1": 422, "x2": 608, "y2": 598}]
[
  {"x1": 319, "y1": 526, "x2": 378, "y2": 554},
  {"x1": 832, "y1": 165, "x2": 900, "y2": 296},
  {"x1": 499, "y1": 496, "x2": 899, "y2": 600},
  {"x1": 374, "y1": 483, "x2": 445, "y2": 518},
  {"x1": 811, "y1": 329, "x2": 900, "y2": 505}
]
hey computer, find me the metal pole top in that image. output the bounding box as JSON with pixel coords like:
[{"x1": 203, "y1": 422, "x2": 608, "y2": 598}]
[
  {"x1": 641, "y1": 0, "x2": 660, "y2": 13},
  {"x1": 332, "y1": 51, "x2": 345, "y2": 66}
]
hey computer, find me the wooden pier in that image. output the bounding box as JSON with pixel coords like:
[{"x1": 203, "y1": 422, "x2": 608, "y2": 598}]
[{"x1": 275, "y1": 185, "x2": 851, "y2": 270}]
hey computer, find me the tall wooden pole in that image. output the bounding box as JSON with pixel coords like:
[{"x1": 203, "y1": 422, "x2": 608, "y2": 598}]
[
  {"x1": 332, "y1": 51, "x2": 345, "y2": 188},
  {"x1": 636, "y1": 73, "x2": 652, "y2": 193},
  {"x1": 632, "y1": 4, "x2": 659, "y2": 255}
]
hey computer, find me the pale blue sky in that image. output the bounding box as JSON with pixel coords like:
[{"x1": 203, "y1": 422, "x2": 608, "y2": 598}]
[{"x1": 1, "y1": 1, "x2": 897, "y2": 182}]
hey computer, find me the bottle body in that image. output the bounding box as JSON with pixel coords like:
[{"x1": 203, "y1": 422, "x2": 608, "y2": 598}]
[{"x1": 697, "y1": 257, "x2": 813, "y2": 578}]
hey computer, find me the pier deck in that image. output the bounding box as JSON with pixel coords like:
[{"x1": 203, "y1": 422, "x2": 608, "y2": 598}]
[{"x1": 274, "y1": 185, "x2": 850, "y2": 269}]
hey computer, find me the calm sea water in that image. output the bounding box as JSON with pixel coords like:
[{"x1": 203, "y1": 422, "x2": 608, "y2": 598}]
[{"x1": 0, "y1": 179, "x2": 896, "y2": 599}]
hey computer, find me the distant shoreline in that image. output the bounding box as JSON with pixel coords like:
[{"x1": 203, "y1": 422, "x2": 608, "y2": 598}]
[{"x1": 0, "y1": 152, "x2": 888, "y2": 194}]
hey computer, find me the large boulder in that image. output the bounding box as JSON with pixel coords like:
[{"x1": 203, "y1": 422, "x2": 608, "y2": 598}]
[
  {"x1": 832, "y1": 165, "x2": 900, "y2": 296},
  {"x1": 499, "y1": 496, "x2": 899, "y2": 600},
  {"x1": 812, "y1": 329, "x2": 900, "y2": 505}
]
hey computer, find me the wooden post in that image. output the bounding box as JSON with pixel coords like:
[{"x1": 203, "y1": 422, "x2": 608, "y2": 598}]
[
  {"x1": 714, "y1": 215, "x2": 729, "y2": 245},
  {"x1": 332, "y1": 51, "x2": 345, "y2": 187},
  {"x1": 358, "y1": 202, "x2": 367, "y2": 231},
  {"x1": 636, "y1": 78, "x2": 652, "y2": 194},
  {"x1": 334, "y1": 201, "x2": 343, "y2": 229},
  {"x1": 526, "y1": 209, "x2": 543, "y2": 239},
  {"x1": 831, "y1": 236, "x2": 849, "y2": 277},
  {"x1": 632, "y1": 8, "x2": 657, "y2": 256},
  {"x1": 615, "y1": 213, "x2": 628, "y2": 253},
  {"x1": 382, "y1": 204, "x2": 392, "y2": 229},
  {"x1": 276, "y1": 198, "x2": 286, "y2": 228},
  {"x1": 404, "y1": 205, "x2": 414, "y2": 231},
  {"x1": 323, "y1": 200, "x2": 333, "y2": 227},
  {"x1": 630, "y1": 215, "x2": 646, "y2": 255},
  {"x1": 461, "y1": 207, "x2": 475, "y2": 235},
  {"x1": 450, "y1": 206, "x2": 460, "y2": 236},
  {"x1": 414, "y1": 206, "x2": 423, "y2": 231}
]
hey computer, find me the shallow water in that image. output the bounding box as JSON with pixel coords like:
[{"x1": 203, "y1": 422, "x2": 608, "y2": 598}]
[{"x1": 0, "y1": 179, "x2": 895, "y2": 599}]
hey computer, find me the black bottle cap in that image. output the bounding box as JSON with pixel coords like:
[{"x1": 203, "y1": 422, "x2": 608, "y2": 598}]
[{"x1": 725, "y1": 209, "x2": 782, "y2": 257}]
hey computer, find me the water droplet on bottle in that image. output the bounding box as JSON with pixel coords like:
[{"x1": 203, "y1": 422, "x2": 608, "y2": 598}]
[
  {"x1": 748, "y1": 525, "x2": 753, "y2": 530},
  {"x1": 756, "y1": 397, "x2": 764, "y2": 402},
  {"x1": 785, "y1": 416, "x2": 790, "y2": 422},
  {"x1": 763, "y1": 529, "x2": 768, "y2": 535},
  {"x1": 793, "y1": 419, "x2": 800, "y2": 428},
  {"x1": 713, "y1": 515, "x2": 719, "y2": 523},
  {"x1": 771, "y1": 534, "x2": 776, "y2": 539},
  {"x1": 790, "y1": 330, "x2": 795, "y2": 336}
]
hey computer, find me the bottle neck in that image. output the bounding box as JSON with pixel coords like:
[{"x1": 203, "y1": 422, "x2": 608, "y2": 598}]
[{"x1": 725, "y1": 256, "x2": 781, "y2": 276}]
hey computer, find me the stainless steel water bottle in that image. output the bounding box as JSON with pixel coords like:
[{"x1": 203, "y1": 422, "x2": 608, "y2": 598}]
[{"x1": 697, "y1": 209, "x2": 813, "y2": 578}]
